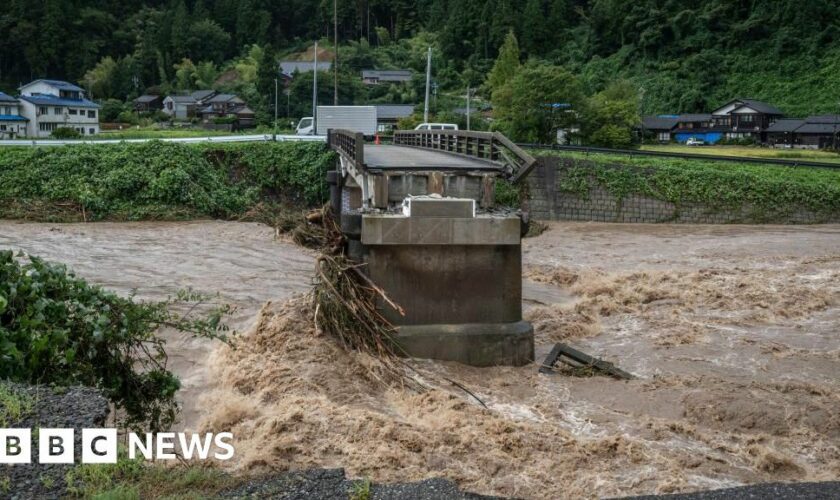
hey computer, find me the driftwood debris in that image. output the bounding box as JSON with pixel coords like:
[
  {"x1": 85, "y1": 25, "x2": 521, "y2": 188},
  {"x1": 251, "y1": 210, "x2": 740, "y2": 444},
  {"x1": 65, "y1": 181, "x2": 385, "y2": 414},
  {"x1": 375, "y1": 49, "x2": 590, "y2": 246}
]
[{"x1": 539, "y1": 343, "x2": 634, "y2": 380}]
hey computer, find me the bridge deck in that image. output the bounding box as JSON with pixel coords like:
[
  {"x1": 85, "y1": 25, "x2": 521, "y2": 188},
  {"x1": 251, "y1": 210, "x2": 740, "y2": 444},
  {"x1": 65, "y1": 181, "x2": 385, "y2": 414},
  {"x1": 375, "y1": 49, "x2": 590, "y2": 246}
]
[{"x1": 363, "y1": 145, "x2": 503, "y2": 171}]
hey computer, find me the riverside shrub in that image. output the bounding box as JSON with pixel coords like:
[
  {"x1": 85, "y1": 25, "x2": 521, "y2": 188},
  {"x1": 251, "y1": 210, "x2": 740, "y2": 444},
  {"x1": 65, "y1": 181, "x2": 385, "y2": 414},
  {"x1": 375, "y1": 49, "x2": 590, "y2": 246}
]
[{"x1": 0, "y1": 250, "x2": 231, "y2": 430}]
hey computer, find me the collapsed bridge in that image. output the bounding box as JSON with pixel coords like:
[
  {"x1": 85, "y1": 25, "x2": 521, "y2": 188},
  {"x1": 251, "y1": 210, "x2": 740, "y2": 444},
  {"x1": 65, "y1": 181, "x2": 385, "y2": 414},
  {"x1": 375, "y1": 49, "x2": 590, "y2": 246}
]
[{"x1": 328, "y1": 129, "x2": 538, "y2": 367}]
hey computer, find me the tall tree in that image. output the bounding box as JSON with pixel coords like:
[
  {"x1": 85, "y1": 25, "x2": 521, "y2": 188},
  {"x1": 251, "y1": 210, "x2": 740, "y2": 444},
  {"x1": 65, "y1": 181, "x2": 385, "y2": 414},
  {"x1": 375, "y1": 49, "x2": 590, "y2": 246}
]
[{"x1": 487, "y1": 30, "x2": 520, "y2": 94}]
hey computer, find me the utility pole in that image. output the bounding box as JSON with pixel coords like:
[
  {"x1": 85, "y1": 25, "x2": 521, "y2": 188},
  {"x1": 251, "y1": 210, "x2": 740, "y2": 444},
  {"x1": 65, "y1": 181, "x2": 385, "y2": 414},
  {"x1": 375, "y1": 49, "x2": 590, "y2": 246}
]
[
  {"x1": 423, "y1": 47, "x2": 431, "y2": 123},
  {"x1": 466, "y1": 85, "x2": 471, "y2": 131},
  {"x1": 313, "y1": 41, "x2": 318, "y2": 134},
  {"x1": 333, "y1": 0, "x2": 338, "y2": 106},
  {"x1": 273, "y1": 78, "x2": 278, "y2": 140}
]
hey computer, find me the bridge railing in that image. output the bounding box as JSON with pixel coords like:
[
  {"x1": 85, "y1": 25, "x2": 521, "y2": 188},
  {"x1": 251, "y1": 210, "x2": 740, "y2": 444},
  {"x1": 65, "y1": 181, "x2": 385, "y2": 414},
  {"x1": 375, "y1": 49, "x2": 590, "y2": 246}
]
[
  {"x1": 393, "y1": 130, "x2": 537, "y2": 183},
  {"x1": 328, "y1": 129, "x2": 365, "y2": 169}
]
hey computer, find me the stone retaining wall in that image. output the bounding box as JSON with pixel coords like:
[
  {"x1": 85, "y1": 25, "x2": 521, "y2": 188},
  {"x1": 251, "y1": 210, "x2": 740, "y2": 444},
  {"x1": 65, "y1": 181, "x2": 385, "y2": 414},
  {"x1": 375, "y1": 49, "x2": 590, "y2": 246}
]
[{"x1": 526, "y1": 156, "x2": 839, "y2": 224}]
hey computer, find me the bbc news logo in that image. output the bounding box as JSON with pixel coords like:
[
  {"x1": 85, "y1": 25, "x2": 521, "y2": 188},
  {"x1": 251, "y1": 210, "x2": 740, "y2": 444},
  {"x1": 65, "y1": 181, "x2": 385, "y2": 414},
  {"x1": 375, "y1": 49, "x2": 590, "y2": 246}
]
[{"x1": 1, "y1": 429, "x2": 234, "y2": 464}]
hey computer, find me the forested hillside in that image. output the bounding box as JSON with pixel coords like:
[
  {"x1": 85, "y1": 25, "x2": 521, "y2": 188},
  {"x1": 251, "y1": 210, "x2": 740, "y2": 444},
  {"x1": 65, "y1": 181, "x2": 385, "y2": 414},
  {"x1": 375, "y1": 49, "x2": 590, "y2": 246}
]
[{"x1": 1, "y1": 0, "x2": 839, "y2": 116}]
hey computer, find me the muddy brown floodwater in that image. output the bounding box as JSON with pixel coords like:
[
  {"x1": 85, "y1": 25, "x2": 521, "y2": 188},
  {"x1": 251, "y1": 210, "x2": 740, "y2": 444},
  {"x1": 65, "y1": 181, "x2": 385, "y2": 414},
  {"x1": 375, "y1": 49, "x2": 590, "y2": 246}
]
[{"x1": 1, "y1": 220, "x2": 838, "y2": 499}]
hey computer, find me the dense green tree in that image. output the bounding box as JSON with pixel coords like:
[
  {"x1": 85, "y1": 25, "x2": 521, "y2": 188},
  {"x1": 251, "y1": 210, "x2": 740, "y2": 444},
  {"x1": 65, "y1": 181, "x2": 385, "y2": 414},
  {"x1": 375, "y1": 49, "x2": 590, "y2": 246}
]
[
  {"x1": 493, "y1": 63, "x2": 586, "y2": 143},
  {"x1": 486, "y1": 31, "x2": 520, "y2": 94},
  {"x1": 583, "y1": 81, "x2": 641, "y2": 148}
]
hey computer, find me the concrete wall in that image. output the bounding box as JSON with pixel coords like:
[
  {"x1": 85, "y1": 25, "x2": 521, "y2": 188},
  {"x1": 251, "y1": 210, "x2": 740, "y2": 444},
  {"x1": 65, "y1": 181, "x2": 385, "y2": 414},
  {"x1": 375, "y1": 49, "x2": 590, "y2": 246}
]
[{"x1": 526, "y1": 156, "x2": 840, "y2": 224}]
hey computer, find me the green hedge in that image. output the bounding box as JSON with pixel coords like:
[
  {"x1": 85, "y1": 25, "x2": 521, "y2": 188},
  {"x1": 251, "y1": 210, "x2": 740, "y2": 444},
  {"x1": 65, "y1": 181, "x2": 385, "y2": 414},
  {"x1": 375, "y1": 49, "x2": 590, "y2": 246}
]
[
  {"x1": 536, "y1": 151, "x2": 840, "y2": 218},
  {"x1": 0, "y1": 141, "x2": 335, "y2": 221}
]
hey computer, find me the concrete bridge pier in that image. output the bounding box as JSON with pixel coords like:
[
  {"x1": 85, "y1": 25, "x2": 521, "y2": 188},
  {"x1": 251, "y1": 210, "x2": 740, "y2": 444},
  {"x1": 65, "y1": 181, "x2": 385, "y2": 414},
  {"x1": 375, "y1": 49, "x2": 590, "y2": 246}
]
[
  {"x1": 329, "y1": 129, "x2": 537, "y2": 367},
  {"x1": 350, "y1": 198, "x2": 534, "y2": 367}
]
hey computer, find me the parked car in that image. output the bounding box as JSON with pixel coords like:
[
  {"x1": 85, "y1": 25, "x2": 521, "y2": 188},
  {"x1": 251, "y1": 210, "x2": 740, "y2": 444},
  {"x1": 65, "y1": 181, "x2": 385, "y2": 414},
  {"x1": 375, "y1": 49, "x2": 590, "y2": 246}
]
[
  {"x1": 414, "y1": 123, "x2": 458, "y2": 131},
  {"x1": 686, "y1": 137, "x2": 705, "y2": 146}
]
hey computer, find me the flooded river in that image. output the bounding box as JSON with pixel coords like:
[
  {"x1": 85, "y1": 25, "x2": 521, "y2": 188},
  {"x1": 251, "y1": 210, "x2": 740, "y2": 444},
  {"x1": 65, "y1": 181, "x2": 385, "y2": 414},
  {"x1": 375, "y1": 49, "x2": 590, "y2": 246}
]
[{"x1": 1, "y1": 220, "x2": 838, "y2": 498}]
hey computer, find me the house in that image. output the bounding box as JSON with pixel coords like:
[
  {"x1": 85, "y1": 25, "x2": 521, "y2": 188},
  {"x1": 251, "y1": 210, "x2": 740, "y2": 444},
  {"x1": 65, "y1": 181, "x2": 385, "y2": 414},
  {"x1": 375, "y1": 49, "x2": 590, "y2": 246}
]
[
  {"x1": 17, "y1": 79, "x2": 100, "y2": 137},
  {"x1": 279, "y1": 61, "x2": 332, "y2": 84},
  {"x1": 373, "y1": 104, "x2": 415, "y2": 133},
  {"x1": 198, "y1": 94, "x2": 255, "y2": 129},
  {"x1": 765, "y1": 119, "x2": 806, "y2": 147},
  {"x1": 639, "y1": 115, "x2": 679, "y2": 143},
  {"x1": 0, "y1": 91, "x2": 28, "y2": 139},
  {"x1": 711, "y1": 98, "x2": 783, "y2": 142},
  {"x1": 132, "y1": 95, "x2": 163, "y2": 112},
  {"x1": 794, "y1": 115, "x2": 840, "y2": 149},
  {"x1": 670, "y1": 114, "x2": 731, "y2": 144},
  {"x1": 362, "y1": 70, "x2": 412, "y2": 85},
  {"x1": 162, "y1": 95, "x2": 197, "y2": 120},
  {"x1": 191, "y1": 90, "x2": 217, "y2": 106},
  {"x1": 767, "y1": 115, "x2": 840, "y2": 149}
]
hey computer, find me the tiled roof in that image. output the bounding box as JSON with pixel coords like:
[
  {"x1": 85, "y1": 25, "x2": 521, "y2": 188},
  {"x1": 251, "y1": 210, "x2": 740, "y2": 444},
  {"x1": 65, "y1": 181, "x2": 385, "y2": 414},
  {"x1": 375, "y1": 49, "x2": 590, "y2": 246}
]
[
  {"x1": 0, "y1": 115, "x2": 27, "y2": 121},
  {"x1": 133, "y1": 95, "x2": 161, "y2": 103},
  {"x1": 374, "y1": 104, "x2": 415, "y2": 119},
  {"x1": 191, "y1": 90, "x2": 216, "y2": 101},
  {"x1": 362, "y1": 70, "x2": 413, "y2": 81},
  {"x1": 19, "y1": 94, "x2": 100, "y2": 108},
  {"x1": 279, "y1": 61, "x2": 332, "y2": 77},
  {"x1": 676, "y1": 114, "x2": 713, "y2": 122},
  {"x1": 207, "y1": 93, "x2": 240, "y2": 103},
  {"x1": 641, "y1": 115, "x2": 679, "y2": 130},
  {"x1": 0, "y1": 91, "x2": 18, "y2": 103},
  {"x1": 735, "y1": 99, "x2": 784, "y2": 115},
  {"x1": 796, "y1": 122, "x2": 840, "y2": 134},
  {"x1": 803, "y1": 114, "x2": 840, "y2": 124},
  {"x1": 20, "y1": 79, "x2": 84, "y2": 92},
  {"x1": 765, "y1": 119, "x2": 804, "y2": 133},
  {"x1": 166, "y1": 95, "x2": 197, "y2": 103}
]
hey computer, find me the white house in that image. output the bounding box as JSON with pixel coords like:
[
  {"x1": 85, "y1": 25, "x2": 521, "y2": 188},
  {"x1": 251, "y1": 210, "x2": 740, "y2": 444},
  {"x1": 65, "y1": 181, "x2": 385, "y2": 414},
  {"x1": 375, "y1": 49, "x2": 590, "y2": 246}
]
[
  {"x1": 0, "y1": 91, "x2": 28, "y2": 139},
  {"x1": 17, "y1": 79, "x2": 100, "y2": 138}
]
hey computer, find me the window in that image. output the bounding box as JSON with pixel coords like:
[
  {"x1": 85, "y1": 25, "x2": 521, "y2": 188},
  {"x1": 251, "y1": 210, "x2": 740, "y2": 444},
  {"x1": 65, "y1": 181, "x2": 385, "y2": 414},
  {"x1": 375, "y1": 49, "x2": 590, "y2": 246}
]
[
  {"x1": 742, "y1": 115, "x2": 754, "y2": 123},
  {"x1": 658, "y1": 132, "x2": 670, "y2": 141},
  {"x1": 39, "y1": 106, "x2": 48, "y2": 115},
  {"x1": 89, "y1": 128, "x2": 95, "y2": 135},
  {"x1": 88, "y1": 110, "x2": 96, "y2": 119},
  {"x1": 69, "y1": 108, "x2": 77, "y2": 115},
  {"x1": 54, "y1": 107, "x2": 62, "y2": 115},
  {"x1": 39, "y1": 122, "x2": 58, "y2": 132},
  {"x1": 3, "y1": 106, "x2": 9, "y2": 114}
]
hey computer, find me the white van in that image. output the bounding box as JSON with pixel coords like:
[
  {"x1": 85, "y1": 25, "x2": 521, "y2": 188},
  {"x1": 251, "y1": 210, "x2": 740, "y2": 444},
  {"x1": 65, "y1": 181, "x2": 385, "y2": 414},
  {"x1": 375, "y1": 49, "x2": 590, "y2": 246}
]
[{"x1": 414, "y1": 123, "x2": 459, "y2": 131}]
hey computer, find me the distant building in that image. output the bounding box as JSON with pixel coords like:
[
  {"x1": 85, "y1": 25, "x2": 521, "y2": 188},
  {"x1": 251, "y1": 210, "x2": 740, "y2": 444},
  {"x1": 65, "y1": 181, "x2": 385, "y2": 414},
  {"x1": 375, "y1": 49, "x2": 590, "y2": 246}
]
[
  {"x1": 132, "y1": 94, "x2": 163, "y2": 112},
  {"x1": 17, "y1": 79, "x2": 100, "y2": 138},
  {"x1": 190, "y1": 90, "x2": 217, "y2": 105},
  {"x1": 374, "y1": 104, "x2": 415, "y2": 132},
  {"x1": 767, "y1": 115, "x2": 840, "y2": 149},
  {"x1": 362, "y1": 70, "x2": 412, "y2": 85},
  {"x1": 639, "y1": 98, "x2": 785, "y2": 145},
  {"x1": 198, "y1": 93, "x2": 255, "y2": 129},
  {"x1": 163, "y1": 95, "x2": 197, "y2": 120},
  {"x1": 162, "y1": 90, "x2": 218, "y2": 120},
  {"x1": 640, "y1": 116, "x2": 679, "y2": 143},
  {"x1": 0, "y1": 91, "x2": 28, "y2": 139},
  {"x1": 711, "y1": 98, "x2": 784, "y2": 142},
  {"x1": 279, "y1": 61, "x2": 332, "y2": 84}
]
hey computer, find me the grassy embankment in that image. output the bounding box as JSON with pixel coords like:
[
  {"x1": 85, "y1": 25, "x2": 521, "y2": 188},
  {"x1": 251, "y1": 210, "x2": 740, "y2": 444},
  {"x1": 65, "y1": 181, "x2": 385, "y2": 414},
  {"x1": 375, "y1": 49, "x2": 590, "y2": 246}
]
[
  {"x1": 522, "y1": 149, "x2": 840, "y2": 220},
  {"x1": 0, "y1": 141, "x2": 335, "y2": 223},
  {"x1": 641, "y1": 144, "x2": 840, "y2": 163}
]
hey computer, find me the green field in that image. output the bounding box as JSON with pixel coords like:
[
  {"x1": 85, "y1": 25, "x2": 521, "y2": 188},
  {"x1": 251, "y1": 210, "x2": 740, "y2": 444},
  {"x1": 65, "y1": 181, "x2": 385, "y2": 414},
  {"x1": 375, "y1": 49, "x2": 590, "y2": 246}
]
[{"x1": 641, "y1": 144, "x2": 840, "y2": 164}]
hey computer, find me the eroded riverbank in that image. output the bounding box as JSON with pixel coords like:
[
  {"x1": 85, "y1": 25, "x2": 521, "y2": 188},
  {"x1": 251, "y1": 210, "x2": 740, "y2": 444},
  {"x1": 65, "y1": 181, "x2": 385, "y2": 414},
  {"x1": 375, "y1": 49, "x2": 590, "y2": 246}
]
[{"x1": 1, "y1": 220, "x2": 837, "y2": 498}]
